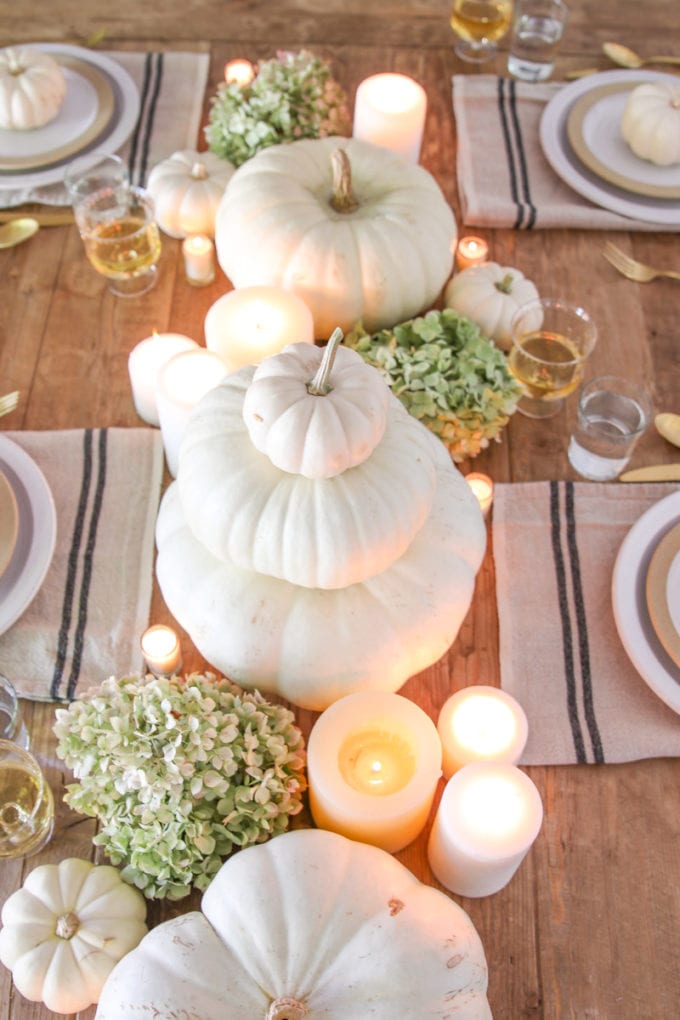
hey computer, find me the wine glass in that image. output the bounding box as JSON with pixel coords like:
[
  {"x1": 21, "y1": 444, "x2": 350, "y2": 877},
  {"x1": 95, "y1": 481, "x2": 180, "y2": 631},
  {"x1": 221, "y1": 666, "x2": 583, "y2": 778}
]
[
  {"x1": 0, "y1": 740, "x2": 54, "y2": 859},
  {"x1": 450, "y1": 0, "x2": 514, "y2": 63}
]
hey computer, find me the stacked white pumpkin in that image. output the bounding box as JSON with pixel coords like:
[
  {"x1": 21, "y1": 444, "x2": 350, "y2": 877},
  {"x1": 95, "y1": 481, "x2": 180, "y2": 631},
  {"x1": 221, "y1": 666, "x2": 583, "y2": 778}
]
[{"x1": 156, "y1": 329, "x2": 487, "y2": 711}]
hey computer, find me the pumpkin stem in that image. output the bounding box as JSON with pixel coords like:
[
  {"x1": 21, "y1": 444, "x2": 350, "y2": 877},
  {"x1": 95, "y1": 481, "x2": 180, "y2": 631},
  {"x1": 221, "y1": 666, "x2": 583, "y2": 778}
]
[
  {"x1": 307, "y1": 327, "x2": 344, "y2": 396},
  {"x1": 55, "y1": 912, "x2": 80, "y2": 940},
  {"x1": 329, "y1": 149, "x2": 359, "y2": 214},
  {"x1": 266, "y1": 998, "x2": 309, "y2": 1020},
  {"x1": 494, "y1": 273, "x2": 515, "y2": 294},
  {"x1": 190, "y1": 161, "x2": 209, "y2": 180}
]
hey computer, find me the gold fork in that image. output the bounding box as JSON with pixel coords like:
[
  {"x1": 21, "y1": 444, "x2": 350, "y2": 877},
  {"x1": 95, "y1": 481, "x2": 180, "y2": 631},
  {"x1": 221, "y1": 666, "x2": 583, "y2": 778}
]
[
  {"x1": 0, "y1": 391, "x2": 19, "y2": 418},
  {"x1": 602, "y1": 241, "x2": 680, "y2": 283}
]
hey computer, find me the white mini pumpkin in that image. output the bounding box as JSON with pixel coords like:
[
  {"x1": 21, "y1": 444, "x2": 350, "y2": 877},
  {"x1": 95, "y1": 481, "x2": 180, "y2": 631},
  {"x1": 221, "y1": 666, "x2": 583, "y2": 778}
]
[
  {"x1": 445, "y1": 262, "x2": 540, "y2": 351},
  {"x1": 215, "y1": 137, "x2": 457, "y2": 337},
  {"x1": 0, "y1": 47, "x2": 66, "y2": 130},
  {"x1": 621, "y1": 82, "x2": 680, "y2": 166},
  {"x1": 95, "y1": 829, "x2": 491, "y2": 1020},
  {"x1": 147, "y1": 149, "x2": 235, "y2": 237},
  {"x1": 0, "y1": 858, "x2": 147, "y2": 1015}
]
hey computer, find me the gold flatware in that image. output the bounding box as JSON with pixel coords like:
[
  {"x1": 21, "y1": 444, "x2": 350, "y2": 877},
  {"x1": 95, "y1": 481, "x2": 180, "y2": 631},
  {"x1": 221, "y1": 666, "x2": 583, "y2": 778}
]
[
  {"x1": 603, "y1": 42, "x2": 680, "y2": 69},
  {"x1": 655, "y1": 413, "x2": 680, "y2": 448},
  {"x1": 602, "y1": 242, "x2": 680, "y2": 283},
  {"x1": 0, "y1": 209, "x2": 73, "y2": 227},
  {"x1": 0, "y1": 391, "x2": 19, "y2": 418},
  {"x1": 619, "y1": 464, "x2": 680, "y2": 482},
  {"x1": 0, "y1": 218, "x2": 39, "y2": 250},
  {"x1": 565, "y1": 67, "x2": 601, "y2": 80}
]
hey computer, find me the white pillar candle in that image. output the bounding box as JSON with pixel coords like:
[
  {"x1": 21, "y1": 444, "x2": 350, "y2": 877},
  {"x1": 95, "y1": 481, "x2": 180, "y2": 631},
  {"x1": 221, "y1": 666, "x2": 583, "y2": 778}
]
[
  {"x1": 466, "y1": 472, "x2": 494, "y2": 519},
  {"x1": 353, "y1": 72, "x2": 427, "y2": 164},
  {"x1": 141, "y1": 625, "x2": 182, "y2": 676},
  {"x1": 428, "y1": 762, "x2": 543, "y2": 898},
  {"x1": 307, "y1": 691, "x2": 442, "y2": 854},
  {"x1": 127, "y1": 332, "x2": 198, "y2": 426},
  {"x1": 205, "y1": 286, "x2": 315, "y2": 372},
  {"x1": 437, "y1": 686, "x2": 528, "y2": 778},
  {"x1": 156, "y1": 348, "x2": 228, "y2": 477},
  {"x1": 224, "y1": 58, "x2": 255, "y2": 86},
  {"x1": 456, "y1": 236, "x2": 489, "y2": 270},
  {"x1": 183, "y1": 234, "x2": 215, "y2": 287}
]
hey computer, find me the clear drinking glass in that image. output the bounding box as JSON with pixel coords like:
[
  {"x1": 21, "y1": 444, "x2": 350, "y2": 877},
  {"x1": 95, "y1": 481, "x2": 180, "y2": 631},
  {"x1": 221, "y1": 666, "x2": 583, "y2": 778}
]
[
  {"x1": 0, "y1": 674, "x2": 29, "y2": 749},
  {"x1": 450, "y1": 0, "x2": 514, "y2": 63},
  {"x1": 568, "y1": 376, "x2": 653, "y2": 481},
  {"x1": 64, "y1": 151, "x2": 129, "y2": 213},
  {"x1": 507, "y1": 0, "x2": 569, "y2": 81},
  {"x1": 0, "y1": 739, "x2": 54, "y2": 858},
  {"x1": 508, "y1": 297, "x2": 597, "y2": 419}
]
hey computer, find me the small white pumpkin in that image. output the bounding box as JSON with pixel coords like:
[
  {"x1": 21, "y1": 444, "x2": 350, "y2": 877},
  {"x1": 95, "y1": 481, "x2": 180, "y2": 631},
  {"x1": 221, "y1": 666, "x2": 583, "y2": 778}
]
[
  {"x1": 96, "y1": 829, "x2": 491, "y2": 1019},
  {"x1": 0, "y1": 47, "x2": 66, "y2": 130},
  {"x1": 243, "y1": 329, "x2": 390, "y2": 478},
  {"x1": 0, "y1": 858, "x2": 147, "y2": 1015},
  {"x1": 444, "y1": 262, "x2": 540, "y2": 351},
  {"x1": 621, "y1": 82, "x2": 680, "y2": 166},
  {"x1": 147, "y1": 149, "x2": 235, "y2": 238}
]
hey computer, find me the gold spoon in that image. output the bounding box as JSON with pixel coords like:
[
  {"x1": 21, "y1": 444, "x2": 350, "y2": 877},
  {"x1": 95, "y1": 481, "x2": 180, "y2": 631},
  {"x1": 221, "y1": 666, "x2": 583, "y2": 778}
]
[
  {"x1": 655, "y1": 413, "x2": 680, "y2": 448},
  {"x1": 0, "y1": 217, "x2": 40, "y2": 250},
  {"x1": 602, "y1": 42, "x2": 680, "y2": 69}
]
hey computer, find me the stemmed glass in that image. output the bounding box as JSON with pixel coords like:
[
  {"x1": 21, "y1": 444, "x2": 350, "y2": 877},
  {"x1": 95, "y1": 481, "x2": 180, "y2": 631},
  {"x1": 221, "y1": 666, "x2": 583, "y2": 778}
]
[{"x1": 450, "y1": 0, "x2": 514, "y2": 63}]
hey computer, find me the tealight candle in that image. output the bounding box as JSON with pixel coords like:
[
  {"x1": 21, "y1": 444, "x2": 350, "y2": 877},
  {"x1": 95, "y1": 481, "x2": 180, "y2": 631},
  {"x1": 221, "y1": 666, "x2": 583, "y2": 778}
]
[
  {"x1": 466, "y1": 472, "x2": 494, "y2": 518},
  {"x1": 205, "y1": 286, "x2": 315, "y2": 372},
  {"x1": 456, "y1": 236, "x2": 489, "y2": 270},
  {"x1": 224, "y1": 58, "x2": 255, "y2": 86},
  {"x1": 437, "y1": 686, "x2": 529, "y2": 778},
  {"x1": 307, "y1": 691, "x2": 442, "y2": 853},
  {"x1": 127, "y1": 332, "x2": 199, "y2": 426},
  {"x1": 353, "y1": 72, "x2": 427, "y2": 164},
  {"x1": 156, "y1": 348, "x2": 228, "y2": 477},
  {"x1": 428, "y1": 762, "x2": 543, "y2": 898},
  {"x1": 141, "y1": 625, "x2": 182, "y2": 676},
  {"x1": 182, "y1": 234, "x2": 215, "y2": 287}
]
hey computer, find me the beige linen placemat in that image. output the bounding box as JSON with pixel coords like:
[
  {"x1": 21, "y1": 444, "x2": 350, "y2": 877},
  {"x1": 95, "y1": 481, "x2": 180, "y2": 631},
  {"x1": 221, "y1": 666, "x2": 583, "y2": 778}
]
[
  {"x1": 0, "y1": 429, "x2": 164, "y2": 701},
  {"x1": 1, "y1": 50, "x2": 210, "y2": 208},
  {"x1": 452, "y1": 74, "x2": 678, "y2": 231},
  {"x1": 494, "y1": 481, "x2": 680, "y2": 765}
]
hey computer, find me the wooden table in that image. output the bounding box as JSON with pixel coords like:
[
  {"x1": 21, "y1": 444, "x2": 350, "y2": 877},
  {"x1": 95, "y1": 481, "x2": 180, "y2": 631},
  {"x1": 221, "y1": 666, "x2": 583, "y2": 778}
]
[{"x1": 1, "y1": 3, "x2": 679, "y2": 1017}]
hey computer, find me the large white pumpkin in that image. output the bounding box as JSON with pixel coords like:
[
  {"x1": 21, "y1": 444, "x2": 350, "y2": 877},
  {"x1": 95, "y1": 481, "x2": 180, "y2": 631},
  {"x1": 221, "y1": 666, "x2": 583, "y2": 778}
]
[
  {"x1": 214, "y1": 137, "x2": 457, "y2": 337},
  {"x1": 96, "y1": 829, "x2": 491, "y2": 1020}
]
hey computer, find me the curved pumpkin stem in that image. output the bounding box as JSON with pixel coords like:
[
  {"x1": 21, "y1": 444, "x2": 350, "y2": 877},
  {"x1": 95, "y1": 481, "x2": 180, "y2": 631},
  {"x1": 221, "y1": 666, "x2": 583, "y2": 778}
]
[
  {"x1": 307, "y1": 327, "x2": 344, "y2": 396},
  {"x1": 266, "y1": 997, "x2": 309, "y2": 1020},
  {"x1": 55, "y1": 912, "x2": 80, "y2": 940},
  {"x1": 329, "y1": 149, "x2": 359, "y2": 214}
]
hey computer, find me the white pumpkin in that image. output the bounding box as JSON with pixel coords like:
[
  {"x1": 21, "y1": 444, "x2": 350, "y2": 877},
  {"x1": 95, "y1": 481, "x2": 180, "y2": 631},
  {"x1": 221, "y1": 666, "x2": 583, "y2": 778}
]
[
  {"x1": 147, "y1": 149, "x2": 235, "y2": 237},
  {"x1": 445, "y1": 262, "x2": 540, "y2": 351},
  {"x1": 96, "y1": 829, "x2": 491, "y2": 1020},
  {"x1": 0, "y1": 858, "x2": 147, "y2": 1015},
  {"x1": 215, "y1": 137, "x2": 457, "y2": 337},
  {"x1": 0, "y1": 47, "x2": 66, "y2": 130},
  {"x1": 621, "y1": 82, "x2": 680, "y2": 166}
]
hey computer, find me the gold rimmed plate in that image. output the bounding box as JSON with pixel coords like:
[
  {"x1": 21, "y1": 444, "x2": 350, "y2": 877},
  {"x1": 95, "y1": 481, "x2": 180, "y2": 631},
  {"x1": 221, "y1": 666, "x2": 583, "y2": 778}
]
[
  {"x1": 646, "y1": 520, "x2": 680, "y2": 669},
  {"x1": 567, "y1": 81, "x2": 680, "y2": 201},
  {"x1": 0, "y1": 470, "x2": 18, "y2": 578}
]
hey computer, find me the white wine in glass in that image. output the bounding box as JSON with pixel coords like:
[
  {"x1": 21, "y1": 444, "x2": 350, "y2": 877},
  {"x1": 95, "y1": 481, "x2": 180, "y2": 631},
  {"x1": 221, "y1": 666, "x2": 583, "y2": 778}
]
[{"x1": 450, "y1": 0, "x2": 514, "y2": 62}]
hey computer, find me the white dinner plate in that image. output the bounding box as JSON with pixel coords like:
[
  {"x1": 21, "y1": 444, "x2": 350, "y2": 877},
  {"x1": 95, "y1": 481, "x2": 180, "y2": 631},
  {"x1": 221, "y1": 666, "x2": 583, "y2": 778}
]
[
  {"x1": 567, "y1": 82, "x2": 680, "y2": 201},
  {"x1": 612, "y1": 489, "x2": 680, "y2": 715},
  {"x1": 0, "y1": 435, "x2": 57, "y2": 637},
  {"x1": 540, "y1": 69, "x2": 680, "y2": 226},
  {"x1": 0, "y1": 43, "x2": 140, "y2": 191},
  {"x1": 0, "y1": 470, "x2": 18, "y2": 578},
  {"x1": 645, "y1": 520, "x2": 680, "y2": 668}
]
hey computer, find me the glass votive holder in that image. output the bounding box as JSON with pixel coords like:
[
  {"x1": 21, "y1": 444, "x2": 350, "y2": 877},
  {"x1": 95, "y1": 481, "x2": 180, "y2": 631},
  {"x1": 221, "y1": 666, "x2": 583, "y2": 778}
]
[
  {"x1": 0, "y1": 674, "x2": 29, "y2": 749},
  {"x1": 0, "y1": 739, "x2": 55, "y2": 859},
  {"x1": 141, "y1": 625, "x2": 183, "y2": 676}
]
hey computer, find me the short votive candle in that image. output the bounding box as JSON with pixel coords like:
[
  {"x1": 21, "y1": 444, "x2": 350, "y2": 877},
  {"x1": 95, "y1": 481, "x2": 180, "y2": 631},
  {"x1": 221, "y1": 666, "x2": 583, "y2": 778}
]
[
  {"x1": 307, "y1": 691, "x2": 442, "y2": 853},
  {"x1": 456, "y1": 236, "x2": 489, "y2": 270},
  {"x1": 437, "y1": 686, "x2": 529, "y2": 778},
  {"x1": 141, "y1": 625, "x2": 182, "y2": 676},
  {"x1": 127, "y1": 332, "x2": 198, "y2": 427},
  {"x1": 224, "y1": 58, "x2": 255, "y2": 86},
  {"x1": 183, "y1": 234, "x2": 215, "y2": 287},
  {"x1": 428, "y1": 762, "x2": 543, "y2": 898},
  {"x1": 466, "y1": 472, "x2": 494, "y2": 518},
  {"x1": 353, "y1": 72, "x2": 427, "y2": 164}
]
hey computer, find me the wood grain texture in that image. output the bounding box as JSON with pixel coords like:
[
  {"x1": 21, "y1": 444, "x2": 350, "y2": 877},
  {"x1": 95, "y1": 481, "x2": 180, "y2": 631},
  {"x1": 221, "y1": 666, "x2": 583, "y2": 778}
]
[{"x1": 1, "y1": 3, "x2": 680, "y2": 1018}]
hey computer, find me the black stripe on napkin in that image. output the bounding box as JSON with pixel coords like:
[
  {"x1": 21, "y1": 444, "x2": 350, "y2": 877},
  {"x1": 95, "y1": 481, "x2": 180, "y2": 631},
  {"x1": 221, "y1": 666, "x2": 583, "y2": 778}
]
[
  {"x1": 127, "y1": 53, "x2": 163, "y2": 186},
  {"x1": 507, "y1": 80, "x2": 537, "y2": 230},
  {"x1": 126, "y1": 54, "x2": 152, "y2": 186},
  {"x1": 497, "y1": 77, "x2": 524, "y2": 230},
  {"x1": 138, "y1": 53, "x2": 164, "y2": 186}
]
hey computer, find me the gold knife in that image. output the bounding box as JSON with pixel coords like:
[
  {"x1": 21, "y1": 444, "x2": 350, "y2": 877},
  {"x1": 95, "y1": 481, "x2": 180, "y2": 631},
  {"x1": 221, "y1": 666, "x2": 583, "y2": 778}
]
[{"x1": 619, "y1": 464, "x2": 680, "y2": 482}]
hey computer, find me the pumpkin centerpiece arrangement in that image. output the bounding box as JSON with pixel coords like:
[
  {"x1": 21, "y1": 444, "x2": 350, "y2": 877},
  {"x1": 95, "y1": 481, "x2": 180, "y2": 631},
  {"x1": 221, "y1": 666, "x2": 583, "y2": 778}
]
[{"x1": 155, "y1": 330, "x2": 486, "y2": 711}]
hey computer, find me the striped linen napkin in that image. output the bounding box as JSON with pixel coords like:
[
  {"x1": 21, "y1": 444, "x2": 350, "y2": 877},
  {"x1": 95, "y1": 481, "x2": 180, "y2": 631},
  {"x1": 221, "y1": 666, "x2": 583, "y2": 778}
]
[
  {"x1": 0, "y1": 429, "x2": 164, "y2": 702},
  {"x1": 1, "y1": 50, "x2": 210, "y2": 208},
  {"x1": 493, "y1": 481, "x2": 680, "y2": 765},
  {"x1": 452, "y1": 74, "x2": 678, "y2": 231}
]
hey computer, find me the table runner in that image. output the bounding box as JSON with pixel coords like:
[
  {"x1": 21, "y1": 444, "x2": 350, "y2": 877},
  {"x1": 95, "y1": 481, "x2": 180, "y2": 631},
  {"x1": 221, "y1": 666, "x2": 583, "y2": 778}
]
[
  {"x1": 452, "y1": 74, "x2": 678, "y2": 232},
  {"x1": 0, "y1": 429, "x2": 164, "y2": 702},
  {"x1": 494, "y1": 481, "x2": 680, "y2": 765},
  {"x1": 1, "y1": 50, "x2": 210, "y2": 208}
]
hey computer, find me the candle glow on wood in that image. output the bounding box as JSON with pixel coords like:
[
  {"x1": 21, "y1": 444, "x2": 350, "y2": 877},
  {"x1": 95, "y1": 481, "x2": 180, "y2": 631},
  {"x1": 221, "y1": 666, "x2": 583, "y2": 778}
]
[
  {"x1": 141, "y1": 625, "x2": 182, "y2": 676},
  {"x1": 155, "y1": 348, "x2": 228, "y2": 477},
  {"x1": 353, "y1": 72, "x2": 427, "y2": 164},
  {"x1": 466, "y1": 472, "x2": 494, "y2": 518},
  {"x1": 456, "y1": 236, "x2": 489, "y2": 270},
  {"x1": 224, "y1": 58, "x2": 255, "y2": 86},
  {"x1": 127, "y1": 332, "x2": 199, "y2": 427},
  {"x1": 427, "y1": 762, "x2": 543, "y2": 898},
  {"x1": 205, "y1": 286, "x2": 315, "y2": 372},
  {"x1": 182, "y1": 234, "x2": 215, "y2": 286},
  {"x1": 437, "y1": 686, "x2": 529, "y2": 777}
]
